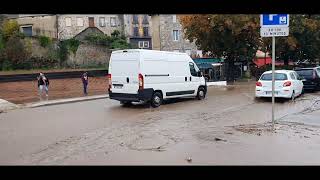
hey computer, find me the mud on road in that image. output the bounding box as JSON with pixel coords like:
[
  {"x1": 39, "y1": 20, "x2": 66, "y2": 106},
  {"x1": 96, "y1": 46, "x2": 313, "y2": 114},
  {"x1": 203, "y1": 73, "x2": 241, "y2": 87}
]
[{"x1": 2, "y1": 82, "x2": 320, "y2": 165}]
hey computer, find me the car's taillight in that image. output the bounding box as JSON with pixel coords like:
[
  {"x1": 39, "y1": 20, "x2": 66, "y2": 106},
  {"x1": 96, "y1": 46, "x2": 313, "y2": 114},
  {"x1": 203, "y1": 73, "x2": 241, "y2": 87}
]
[
  {"x1": 256, "y1": 82, "x2": 262, "y2": 87},
  {"x1": 107, "y1": 74, "x2": 112, "y2": 90},
  {"x1": 138, "y1": 73, "x2": 144, "y2": 90},
  {"x1": 283, "y1": 81, "x2": 292, "y2": 87}
]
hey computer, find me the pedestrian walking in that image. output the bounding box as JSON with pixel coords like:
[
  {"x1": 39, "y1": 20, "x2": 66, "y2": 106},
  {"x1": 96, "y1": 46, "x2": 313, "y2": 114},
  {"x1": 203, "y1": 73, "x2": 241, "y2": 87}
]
[
  {"x1": 81, "y1": 72, "x2": 89, "y2": 96},
  {"x1": 37, "y1": 72, "x2": 50, "y2": 100}
]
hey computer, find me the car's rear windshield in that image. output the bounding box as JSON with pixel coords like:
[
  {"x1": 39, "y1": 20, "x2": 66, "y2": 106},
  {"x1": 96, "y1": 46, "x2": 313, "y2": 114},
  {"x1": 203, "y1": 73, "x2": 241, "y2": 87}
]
[
  {"x1": 260, "y1": 73, "x2": 288, "y2": 81},
  {"x1": 295, "y1": 69, "x2": 314, "y2": 77}
]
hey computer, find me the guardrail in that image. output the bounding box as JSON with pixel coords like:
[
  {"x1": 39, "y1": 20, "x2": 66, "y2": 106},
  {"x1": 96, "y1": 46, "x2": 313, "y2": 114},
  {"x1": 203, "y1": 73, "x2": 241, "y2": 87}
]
[{"x1": 0, "y1": 70, "x2": 108, "y2": 83}]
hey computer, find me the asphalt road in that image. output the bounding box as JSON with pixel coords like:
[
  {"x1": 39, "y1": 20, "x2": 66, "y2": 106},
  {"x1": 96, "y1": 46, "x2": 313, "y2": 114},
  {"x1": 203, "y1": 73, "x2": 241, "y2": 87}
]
[{"x1": 1, "y1": 82, "x2": 320, "y2": 165}]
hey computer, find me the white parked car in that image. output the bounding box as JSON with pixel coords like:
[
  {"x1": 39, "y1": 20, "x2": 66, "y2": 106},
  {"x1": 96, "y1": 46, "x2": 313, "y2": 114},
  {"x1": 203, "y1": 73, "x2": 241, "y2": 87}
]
[
  {"x1": 108, "y1": 49, "x2": 207, "y2": 108},
  {"x1": 255, "y1": 70, "x2": 304, "y2": 100}
]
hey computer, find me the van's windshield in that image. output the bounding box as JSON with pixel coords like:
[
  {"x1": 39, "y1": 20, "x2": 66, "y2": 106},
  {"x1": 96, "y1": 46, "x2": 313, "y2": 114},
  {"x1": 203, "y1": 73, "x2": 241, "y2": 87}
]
[{"x1": 260, "y1": 73, "x2": 288, "y2": 81}]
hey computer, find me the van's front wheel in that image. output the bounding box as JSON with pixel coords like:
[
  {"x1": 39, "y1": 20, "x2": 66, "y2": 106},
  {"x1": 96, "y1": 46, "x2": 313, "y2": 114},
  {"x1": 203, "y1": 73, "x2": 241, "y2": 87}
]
[
  {"x1": 151, "y1": 92, "x2": 163, "y2": 108},
  {"x1": 197, "y1": 87, "x2": 206, "y2": 100}
]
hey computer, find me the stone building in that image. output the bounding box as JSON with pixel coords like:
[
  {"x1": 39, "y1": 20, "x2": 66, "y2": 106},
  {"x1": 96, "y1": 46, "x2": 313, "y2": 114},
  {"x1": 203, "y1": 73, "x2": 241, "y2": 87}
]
[
  {"x1": 123, "y1": 14, "x2": 152, "y2": 49},
  {"x1": 151, "y1": 14, "x2": 202, "y2": 57},
  {"x1": 57, "y1": 14, "x2": 123, "y2": 40},
  {"x1": 10, "y1": 14, "x2": 58, "y2": 38}
]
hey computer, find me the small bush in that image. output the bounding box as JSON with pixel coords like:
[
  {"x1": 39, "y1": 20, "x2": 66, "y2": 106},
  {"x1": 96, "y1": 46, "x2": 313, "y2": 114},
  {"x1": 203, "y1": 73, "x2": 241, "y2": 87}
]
[
  {"x1": 1, "y1": 60, "x2": 13, "y2": 70},
  {"x1": 4, "y1": 36, "x2": 29, "y2": 66},
  {"x1": 2, "y1": 19, "x2": 20, "y2": 41},
  {"x1": 38, "y1": 36, "x2": 52, "y2": 47},
  {"x1": 85, "y1": 33, "x2": 111, "y2": 46},
  {"x1": 64, "y1": 38, "x2": 80, "y2": 54}
]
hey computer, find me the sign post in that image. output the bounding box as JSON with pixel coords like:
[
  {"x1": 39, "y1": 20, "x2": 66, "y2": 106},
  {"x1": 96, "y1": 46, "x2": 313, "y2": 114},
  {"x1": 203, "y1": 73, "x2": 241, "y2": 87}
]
[{"x1": 260, "y1": 14, "x2": 289, "y2": 129}]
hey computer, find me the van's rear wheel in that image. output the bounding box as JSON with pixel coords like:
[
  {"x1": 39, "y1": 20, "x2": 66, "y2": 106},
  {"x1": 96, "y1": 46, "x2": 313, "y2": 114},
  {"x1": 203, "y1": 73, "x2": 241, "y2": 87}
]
[
  {"x1": 197, "y1": 87, "x2": 206, "y2": 100},
  {"x1": 151, "y1": 92, "x2": 162, "y2": 108}
]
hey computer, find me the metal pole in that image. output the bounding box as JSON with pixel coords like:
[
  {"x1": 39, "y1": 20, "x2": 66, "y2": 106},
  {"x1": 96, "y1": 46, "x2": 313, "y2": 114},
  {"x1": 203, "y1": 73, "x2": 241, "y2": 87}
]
[{"x1": 272, "y1": 36, "x2": 275, "y2": 129}]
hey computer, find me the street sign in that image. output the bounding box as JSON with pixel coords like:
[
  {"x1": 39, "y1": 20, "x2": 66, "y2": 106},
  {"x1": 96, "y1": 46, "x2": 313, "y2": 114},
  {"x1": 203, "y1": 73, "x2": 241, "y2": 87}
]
[
  {"x1": 260, "y1": 14, "x2": 290, "y2": 130},
  {"x1": 260, "y1": 14, "x2": 289, "y2": 27},
  {"x1": 260, "y1": 27, "x2": 289, "y2": 37}
]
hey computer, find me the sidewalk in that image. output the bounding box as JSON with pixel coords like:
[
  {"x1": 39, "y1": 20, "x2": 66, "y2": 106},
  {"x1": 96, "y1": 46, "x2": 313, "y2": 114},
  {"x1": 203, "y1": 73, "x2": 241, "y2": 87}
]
[
  {"x1": 0, "y1": 77, "x2": 107, "y2": 104},
  {"x1": 25, "y1": 94, "x2": 109, "y2": 108},
  {"x1": 0, "y1": 99, "x2": 20, "y2": 112}
]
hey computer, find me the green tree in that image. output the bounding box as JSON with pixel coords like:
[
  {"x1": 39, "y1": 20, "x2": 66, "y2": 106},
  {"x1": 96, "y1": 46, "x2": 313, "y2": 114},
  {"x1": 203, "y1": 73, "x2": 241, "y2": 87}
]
[
  {"x1": 180, "y1": 14, "x2": 261, "y2": 81},
  {"x1": 4, "y1": 35, "x2": 29, "y2": 68},
  {"x1": 2, "y1": 19, "x2": 21, "y2": 41},
  {"x1": 262, "y1": 15, "x2": 320, "y2": 66}
]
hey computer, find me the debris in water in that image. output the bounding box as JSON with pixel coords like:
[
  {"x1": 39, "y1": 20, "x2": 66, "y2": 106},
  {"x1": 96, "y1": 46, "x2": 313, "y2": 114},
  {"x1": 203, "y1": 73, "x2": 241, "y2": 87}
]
[
  {"x1": 304, "y1": 136, "x2": 310, "y2": 138},
  {"x1": 120, "y1": 142, "x2": 125, "y2": 146},
  {"x1": 224, "y1": 132, "x2": 233, "y2": 135},
  {"x1": 214, "y1": 137, "x2": 227, "y2": 142}
]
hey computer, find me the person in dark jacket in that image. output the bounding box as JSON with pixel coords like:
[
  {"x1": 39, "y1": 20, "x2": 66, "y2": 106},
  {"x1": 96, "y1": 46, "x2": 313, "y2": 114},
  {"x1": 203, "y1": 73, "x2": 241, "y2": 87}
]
[
  {"x1": 37, "y1": 72, "x2": 50, "y2": 99},
  {"x1": 81, "y1": 72, "x2": 89, "y2": 96}
]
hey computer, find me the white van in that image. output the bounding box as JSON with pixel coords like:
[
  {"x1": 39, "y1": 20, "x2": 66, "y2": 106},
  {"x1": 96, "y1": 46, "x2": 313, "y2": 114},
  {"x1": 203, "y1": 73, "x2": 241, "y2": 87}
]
[{"x1": 108, "y1": 49, "x2": 207, "y2": 107}]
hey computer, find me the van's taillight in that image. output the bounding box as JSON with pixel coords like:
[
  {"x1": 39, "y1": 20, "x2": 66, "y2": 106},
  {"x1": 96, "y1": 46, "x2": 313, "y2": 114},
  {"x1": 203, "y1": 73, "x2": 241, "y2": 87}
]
[
  {"x1": 256, "y1": 82, "x2": 262, "y2": 87},
  {"x1": 283, "y1": 81, "x2": 292, "y2": 87},
  {"x1": 138, "y1": 73, "x2": 144, "y2": 90},
  {"x1": 107, "y1": 74, "x2": 112, "y2": 91}
]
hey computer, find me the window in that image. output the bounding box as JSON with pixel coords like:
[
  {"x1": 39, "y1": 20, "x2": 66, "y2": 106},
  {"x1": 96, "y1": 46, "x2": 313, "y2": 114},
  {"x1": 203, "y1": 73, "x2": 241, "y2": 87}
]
[
  {"x1": 173, "y1": 50, "x2": 180, "y2": 52},
  {"x1": 110, "y1": 17, "x2": 116, "y2": 27},
  {"x1": 65, "y1": 17, "x2": 71, "y2": 27},
  {"x1": 88, "y1": 17, "x2": 95, "y2": 27},
  {"x1": 296, "y1": 69, "x2": 314, "y2": 77},
  {"x1": 21, "y1": 26, "x2": 32, "y2": 37},
  {"x1": 260, "y1": 73, "x2": 288, "y2": 81},
  {"x1": 138, "y1": 41, "x2": 149, "y2": 48},
  {"x1": 172, "y1": 15, "x2": 177, "y2": 23},
  {"x1": 189, "y1": 62, "x2": 198, "y2": 76},
  {"x1": 76, "y1": 17, "x2": 83, "y2": 27},
  {"x1": 290, "y1": 73, "x2": 296, "y2": 80},
  {"x1": 294, "y1": 72, "x2": 301, "y2": 80},
  {"x1": 173, "y1": 30, "x2": 179, "y2": 41},
  {"x1": 143, "y1": 27, "x2": 149, "y2": 36},
  {"x1": 317, "y1": 68, "x2": 320, "y2": 76},
  {"x1": 142, "y1": 15, "x2": 149, "y2": 24},
  {"x1": 99, "y1": 17, "x2": 105, "y2": 27},
  {"x1": 133, "y1": 27, "x2": 139, "y2": 36},
  {"x1": 132, "y1": 15, "x2": 139, "y2": 24}
]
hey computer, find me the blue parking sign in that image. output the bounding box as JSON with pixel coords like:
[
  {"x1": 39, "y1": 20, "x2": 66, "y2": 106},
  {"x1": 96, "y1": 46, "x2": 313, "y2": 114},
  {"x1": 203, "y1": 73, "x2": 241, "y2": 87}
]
[{"x1": 260, "y1": 14, "x2": 289, "y2": 27}]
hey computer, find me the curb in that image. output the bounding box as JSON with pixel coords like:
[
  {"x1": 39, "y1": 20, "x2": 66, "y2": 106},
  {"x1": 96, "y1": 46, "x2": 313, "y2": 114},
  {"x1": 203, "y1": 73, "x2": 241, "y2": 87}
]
[{"x1": 26, "y1": 94, "x2": 109, "y2": 108}]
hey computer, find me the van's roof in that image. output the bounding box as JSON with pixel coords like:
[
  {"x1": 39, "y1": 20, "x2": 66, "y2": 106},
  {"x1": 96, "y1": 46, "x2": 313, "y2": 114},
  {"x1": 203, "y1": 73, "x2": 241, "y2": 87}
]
[
  {"x1": 263, "y1": 70, "x2": 295, "y2": 74},
  {"x1": 111, "y1": 49, "x2": 188, "y2": 55}
]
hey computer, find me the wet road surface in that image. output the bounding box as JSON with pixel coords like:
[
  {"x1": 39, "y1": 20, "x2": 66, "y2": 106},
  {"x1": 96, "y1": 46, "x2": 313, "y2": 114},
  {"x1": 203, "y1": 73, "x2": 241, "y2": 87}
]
[{"x1": 1, "y1": 82, "x2": 320, "y2": 165}]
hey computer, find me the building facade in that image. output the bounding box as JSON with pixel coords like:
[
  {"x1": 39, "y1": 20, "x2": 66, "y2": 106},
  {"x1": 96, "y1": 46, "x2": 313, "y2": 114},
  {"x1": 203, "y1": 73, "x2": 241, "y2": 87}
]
[
  {"x1": 57, "y1": 14, "x2": 123, "y2": 40},
  {"x1": 12, "y1": 14, "x2": 58, "y2": 38},
  {"x1": 123, "y1": 14, "x2": 152, "y2": 49},
  {"x1": 10, "y1": 14, "x2": 200, "y2": 54},
  {"x1": 151, "y1": 15, "x2": 202, "y2": 57}
]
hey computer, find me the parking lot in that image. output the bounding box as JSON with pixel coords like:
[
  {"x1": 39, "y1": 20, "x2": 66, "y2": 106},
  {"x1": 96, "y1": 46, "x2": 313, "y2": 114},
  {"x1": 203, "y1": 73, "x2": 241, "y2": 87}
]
[{"x1": 1, "y1": 81, "x2": 320, "y2": 165}]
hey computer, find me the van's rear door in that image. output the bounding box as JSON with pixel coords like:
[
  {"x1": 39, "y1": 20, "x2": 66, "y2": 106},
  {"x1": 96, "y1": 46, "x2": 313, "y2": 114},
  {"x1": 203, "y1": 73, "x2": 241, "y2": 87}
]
[{"x1": 109, "y1": 51, "x2": 140, "y2": 94}]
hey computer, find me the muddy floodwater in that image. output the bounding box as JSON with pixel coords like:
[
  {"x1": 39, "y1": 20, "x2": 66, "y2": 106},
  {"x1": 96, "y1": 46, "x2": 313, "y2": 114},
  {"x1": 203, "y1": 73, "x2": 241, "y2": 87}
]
[{"x1": 1, "y1": 82, "x2": 320, "y2": 165}]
